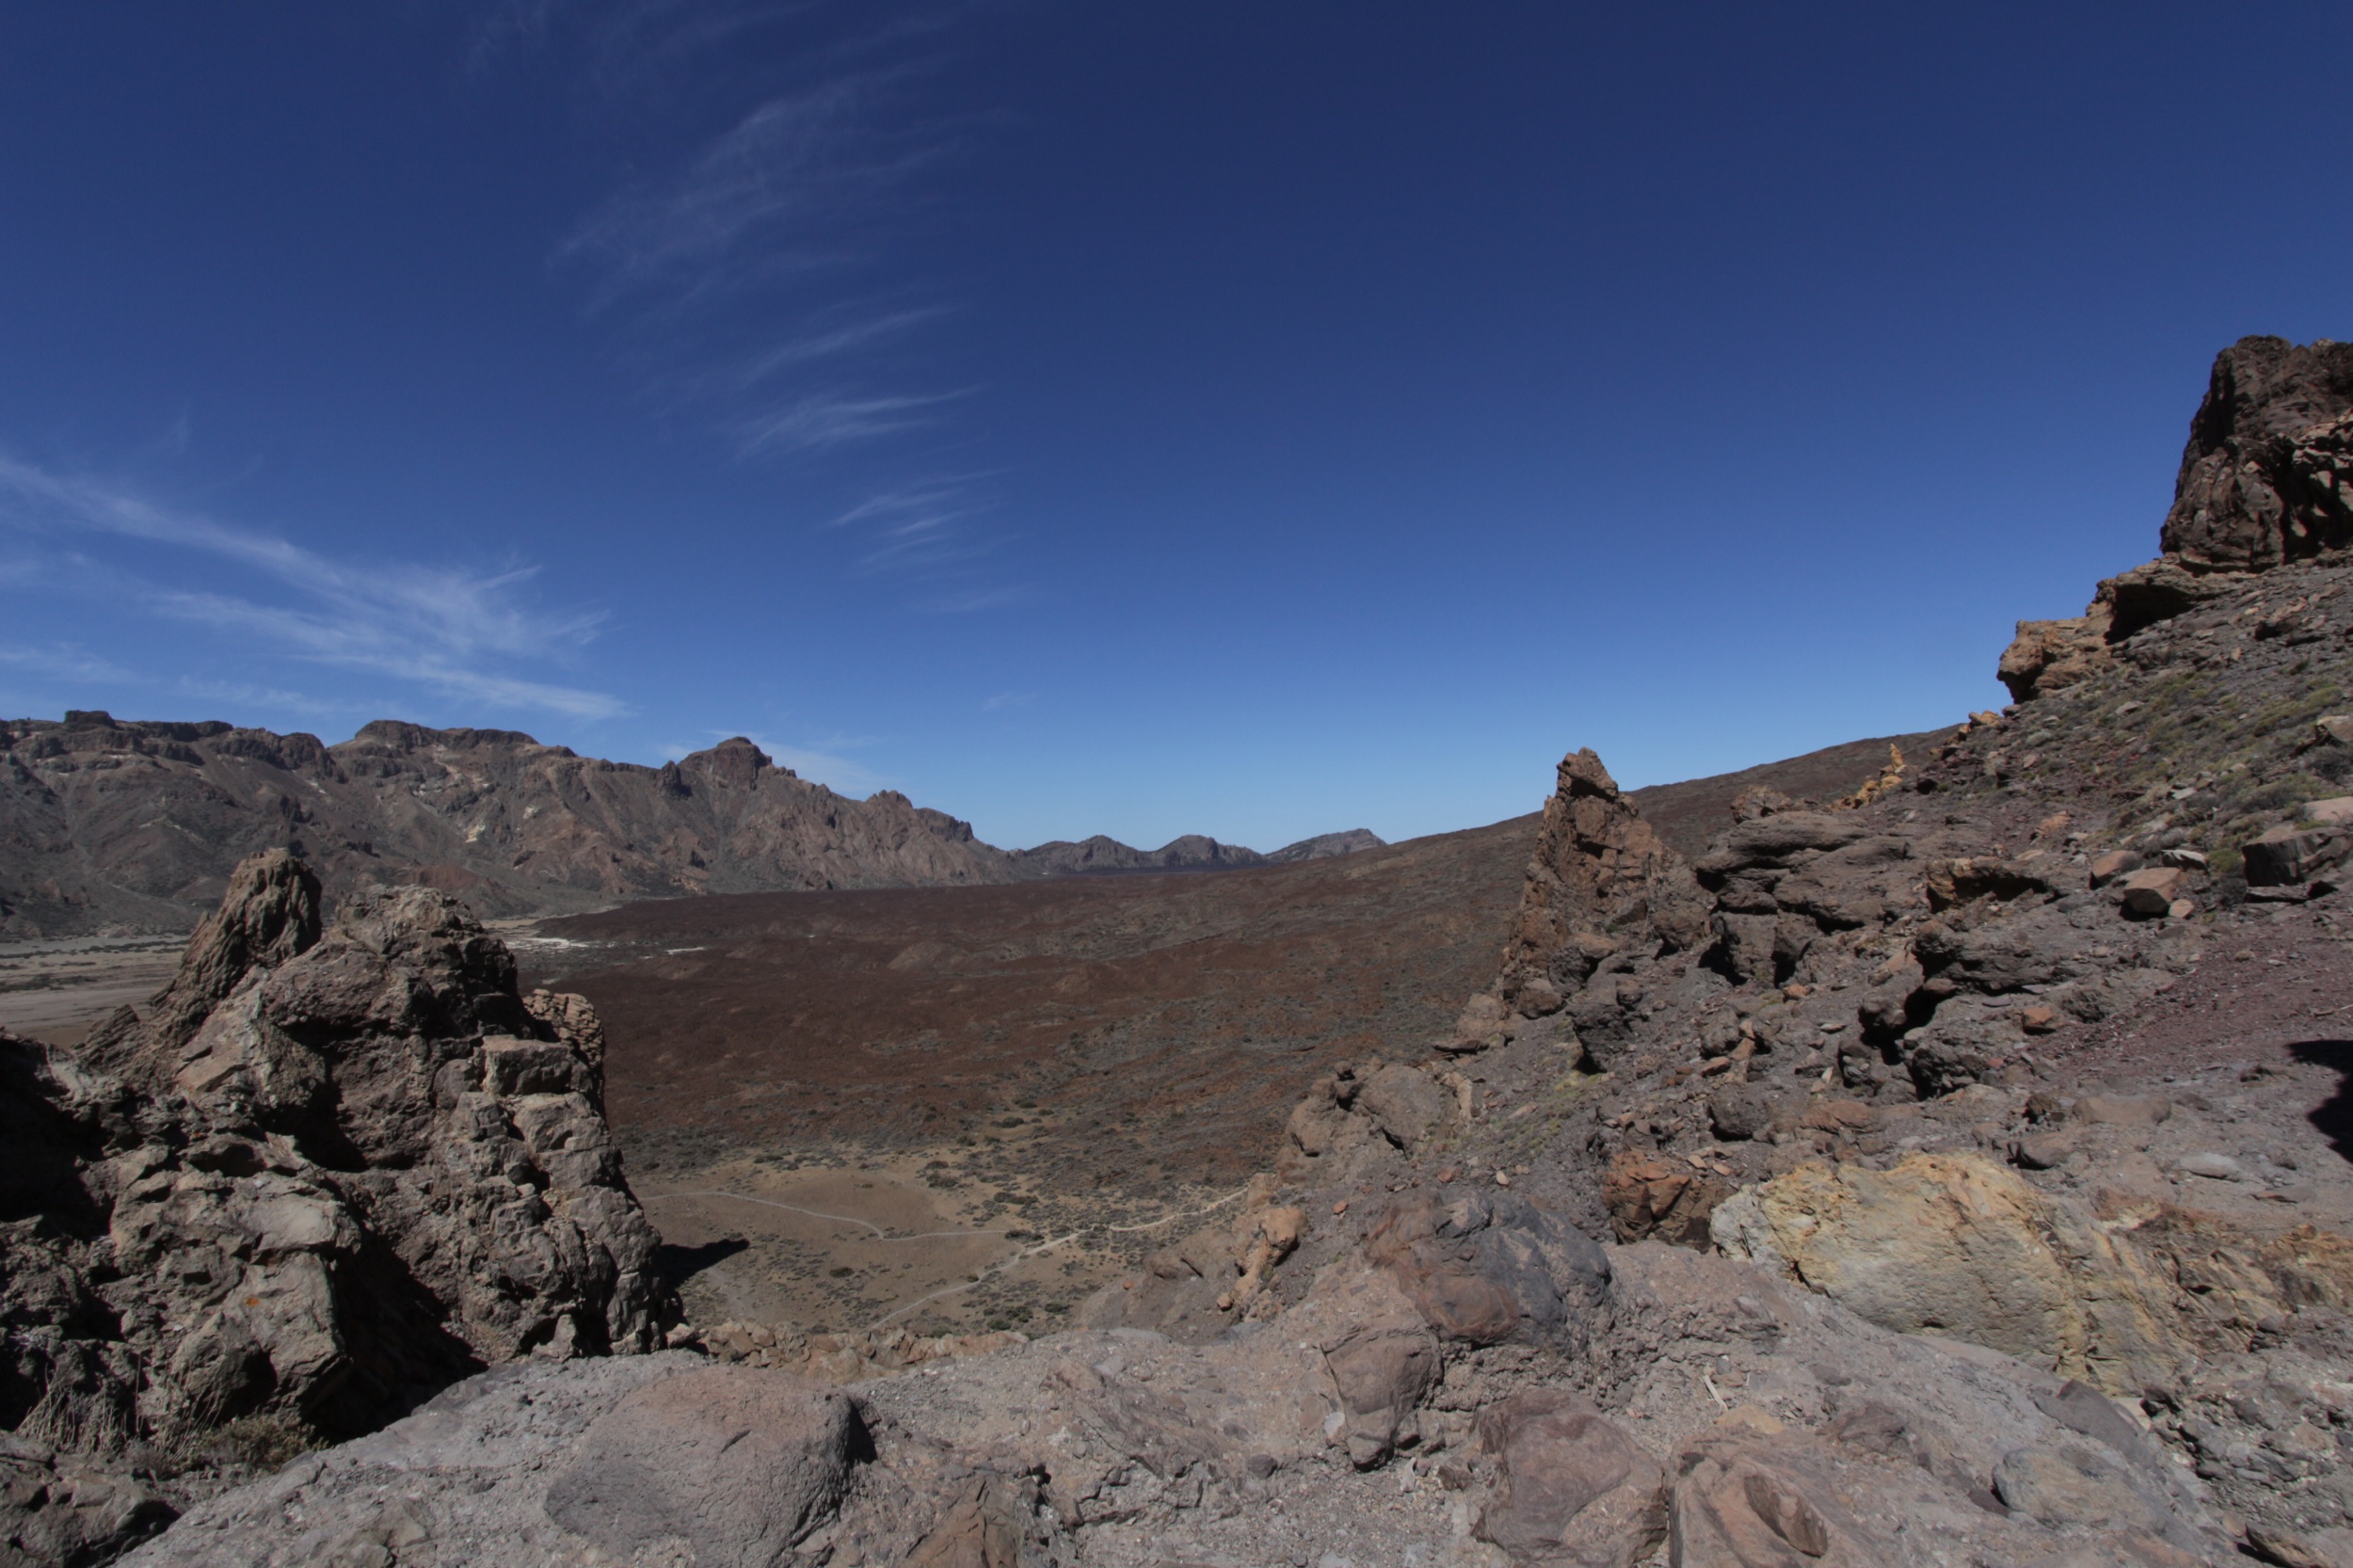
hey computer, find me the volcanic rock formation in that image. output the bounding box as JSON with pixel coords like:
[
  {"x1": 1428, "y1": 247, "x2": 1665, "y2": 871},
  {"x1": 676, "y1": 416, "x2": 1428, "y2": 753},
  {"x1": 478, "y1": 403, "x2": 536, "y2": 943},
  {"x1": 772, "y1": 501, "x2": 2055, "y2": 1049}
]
[
  {"x1": 0, "y1": 853, "x2": 666, "y2": 1563},
  {"x1": 2002, "y1": 334, "x2": 2353, "y2": 701}
]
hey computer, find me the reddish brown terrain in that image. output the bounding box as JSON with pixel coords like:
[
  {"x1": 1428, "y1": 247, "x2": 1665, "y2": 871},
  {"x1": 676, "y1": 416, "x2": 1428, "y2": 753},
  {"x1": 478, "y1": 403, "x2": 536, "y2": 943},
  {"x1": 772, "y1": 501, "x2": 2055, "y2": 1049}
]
[
  {"x1": 498, "y1": 736, "x2": 1945, "y2": 1336},
  {"x1": 523, "y1": 815, "x2": 1535, "y2": 1185}
]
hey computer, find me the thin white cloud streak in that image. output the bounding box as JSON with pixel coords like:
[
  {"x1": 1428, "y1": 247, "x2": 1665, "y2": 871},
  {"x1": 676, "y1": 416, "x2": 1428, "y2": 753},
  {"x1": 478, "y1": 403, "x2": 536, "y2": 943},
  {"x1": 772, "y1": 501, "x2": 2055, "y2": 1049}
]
[
  {"x1": 0, "y1": 643, "x2": 138, "y2": 684},
  {"x1": 561, "y1": 75, "x2": 938, "y2": 307},
  {"x1": 920, "y1": 584, "x2": 1030, "y2": 615},
  {"x1": 0, "y1": 457, "x2": 628, "y2": 721},
  {"x1": 980, "y1": 690, "x2": 1032, "y2": 712},
  {"x1": 820, "y1": 473, "x2": 1014, "y2": 580},
  {"x1": 822, "y1": 478, "x2": 983, "y2": 530},
  {"x1": 729, "y1": 305, "x2": 950, "y2": 389},
  {"x1": 729, "y1": 388, "x2": 969, "y2": 456}
]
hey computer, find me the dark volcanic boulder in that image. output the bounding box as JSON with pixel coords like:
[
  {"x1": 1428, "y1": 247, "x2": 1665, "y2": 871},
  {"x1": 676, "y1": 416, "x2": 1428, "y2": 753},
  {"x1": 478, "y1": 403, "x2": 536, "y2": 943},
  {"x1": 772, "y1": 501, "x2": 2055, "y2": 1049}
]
[
  {"x1": 1365, "y1": 1186, "x2": 1609, "y2": 1351},
  {"x1": 2163, "y1": 335, "x2": 2353, "y2": 571}
]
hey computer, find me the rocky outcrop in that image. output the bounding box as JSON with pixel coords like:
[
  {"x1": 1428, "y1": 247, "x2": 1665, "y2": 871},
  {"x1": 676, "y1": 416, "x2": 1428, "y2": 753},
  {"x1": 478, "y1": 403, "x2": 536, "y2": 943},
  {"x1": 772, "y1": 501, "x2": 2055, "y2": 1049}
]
[
  {"x1": 2004, "y1": 336, "x2": 2353, "y2": 701},
  {"x1": 1462, "y1": 749, "x2": 1709, "y2": 1048},
  {"x1": 1279, "y1": 1060, "x2": 1472, "y2": 1178},
  {"x1": 0, "y1": 854, "x2": 668, "y2": 1562},
  {"x1": 2000, "y1": 559, "x2": 2239, "y2": 701},
  {"x1": 125, "y1": 849, "x2": 322, "y2": 1057},
  {"x1": 122, "y1": 1225, "x2": 2231, "y2": 1568},
  {"x1": 2165, "y1": 335, "x2": 2353, "y2": 570}
]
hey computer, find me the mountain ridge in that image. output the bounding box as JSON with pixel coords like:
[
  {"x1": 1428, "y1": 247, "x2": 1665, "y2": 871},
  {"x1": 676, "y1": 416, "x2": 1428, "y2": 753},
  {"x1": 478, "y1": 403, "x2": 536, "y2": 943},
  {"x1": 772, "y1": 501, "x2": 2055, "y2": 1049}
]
[{"x1": 0, "y1": 714, "x2": 1384, "y2": 936}]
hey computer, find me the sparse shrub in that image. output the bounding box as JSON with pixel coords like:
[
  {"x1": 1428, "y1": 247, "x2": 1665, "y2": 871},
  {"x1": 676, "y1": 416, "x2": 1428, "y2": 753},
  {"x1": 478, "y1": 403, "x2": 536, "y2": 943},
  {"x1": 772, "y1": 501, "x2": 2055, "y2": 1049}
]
[
  {"x1": 2247, "y1": 779, "x2": 2313, "y2": 815},
  {"x1": 199, "y1": 1414, "x2": 322, "y2": 1472},
  {"x1": 2313, "y1": 749, "x2": 2353, "y2": 786}
]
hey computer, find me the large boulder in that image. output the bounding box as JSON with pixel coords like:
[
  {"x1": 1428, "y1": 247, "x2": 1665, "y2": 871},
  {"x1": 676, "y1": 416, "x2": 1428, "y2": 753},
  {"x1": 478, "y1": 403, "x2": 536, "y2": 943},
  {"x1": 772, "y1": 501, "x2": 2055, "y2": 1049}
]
[
  {"x1": 1364, "y1": 1186, "x2": 1610, "y2": 1351},
  {"x1": 0, "y1": 856, "x2": 672, "y2": 1563},
  {"x1": 2163, "y1": 335, "x2": 2353, "y2": 570},
  {"x1": 541, "y1": 1368, "x2": 863, "y2": 1565},
  {"x1": 1710, "y1": 1153, "x2": 2353, "y2": 1397},
  {"x1": 1474, "y1": 1391, "x2": 1666, "y2": 1568}
]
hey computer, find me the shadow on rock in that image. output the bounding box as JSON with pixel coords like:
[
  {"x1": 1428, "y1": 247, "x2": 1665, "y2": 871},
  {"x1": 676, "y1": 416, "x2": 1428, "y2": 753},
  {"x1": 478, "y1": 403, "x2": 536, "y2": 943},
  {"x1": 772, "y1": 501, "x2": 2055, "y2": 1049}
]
[
  {"x1": 657, "y1": 1237, "x2": 750, "y2": 1291},
  {"x1": 2287, "y1": 1039, "x2": 2353, "y2": 1162}
]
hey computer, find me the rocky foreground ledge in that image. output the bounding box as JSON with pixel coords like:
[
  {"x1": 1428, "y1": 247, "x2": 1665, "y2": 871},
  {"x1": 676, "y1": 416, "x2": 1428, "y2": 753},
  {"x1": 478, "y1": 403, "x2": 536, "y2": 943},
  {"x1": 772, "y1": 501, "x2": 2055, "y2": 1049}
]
[{"x1": 125, "y1": 1231, "x2": 2222, "y2": 1567}]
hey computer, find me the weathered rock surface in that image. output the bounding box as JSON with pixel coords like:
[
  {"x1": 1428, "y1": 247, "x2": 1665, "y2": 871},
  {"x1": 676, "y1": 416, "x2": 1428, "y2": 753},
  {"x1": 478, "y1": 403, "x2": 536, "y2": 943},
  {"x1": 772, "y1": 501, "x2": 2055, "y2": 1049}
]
[
  {"x1": 2003, "y1": 336, "x2": 2353, "y2": 700},
  {"x1": 1492, "y1": 749, "x2": 1712, "y2": 1015},
  {"x1": 128, "y1": 1234, "x2": 2230, "y2": 1568},
  {"x1": 2165, "y1": 335, "x2": 2353, "y2": 571},
  {"x1": 539, "y1": 1367, "x2": 862, "y2": 1566},
  {"x1": 0, "y1": 854, "x2": 668, "y2": 1564}
]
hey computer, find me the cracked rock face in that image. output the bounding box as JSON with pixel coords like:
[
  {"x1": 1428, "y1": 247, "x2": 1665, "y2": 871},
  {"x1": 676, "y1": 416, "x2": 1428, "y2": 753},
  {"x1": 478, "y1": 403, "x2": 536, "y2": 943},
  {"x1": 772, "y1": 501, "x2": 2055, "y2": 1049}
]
[
  {"x1": 2166, "y1": 335, "x2": 2353, "y2": 572},
  {"x1": 0, "y1": 855, "x2": 670, "y2": 1564},
  {"x1": 2004, "y1": 335, "x2": 2353, "y2": 702}
]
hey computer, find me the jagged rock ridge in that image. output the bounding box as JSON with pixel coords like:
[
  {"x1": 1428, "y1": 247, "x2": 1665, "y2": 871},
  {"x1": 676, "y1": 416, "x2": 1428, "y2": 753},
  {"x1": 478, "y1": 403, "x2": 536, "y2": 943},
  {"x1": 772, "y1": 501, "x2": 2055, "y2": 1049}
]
[
  {"x1": 0, "y1": 715, "x2": 1382, "y2": 936},
  {"x1": 1005, "y1": 826, "x2": 1385, "y2": 878}
]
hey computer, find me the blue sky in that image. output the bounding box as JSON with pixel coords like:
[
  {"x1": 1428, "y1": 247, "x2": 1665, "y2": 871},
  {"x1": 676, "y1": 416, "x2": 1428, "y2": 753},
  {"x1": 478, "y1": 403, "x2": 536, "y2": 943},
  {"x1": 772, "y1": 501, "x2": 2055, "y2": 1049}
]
[{"x1": 1, "y1": 4, "x2": 2348, "y2": 852}]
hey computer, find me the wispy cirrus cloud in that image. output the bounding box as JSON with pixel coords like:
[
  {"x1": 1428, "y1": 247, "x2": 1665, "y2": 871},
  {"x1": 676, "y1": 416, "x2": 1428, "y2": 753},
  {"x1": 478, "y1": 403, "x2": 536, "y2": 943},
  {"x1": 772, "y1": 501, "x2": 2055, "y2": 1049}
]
[
  {"x1": 492, "y1": 2, "x2": 1028, "y2": 607},
  {"x1": 730, "y1": 388, "x2": 971, "y2": 456},
  {"x1": 562, "y1": 75, "x2": 936, "y2": 306},
  {"x1": 0, "y1": 642, "x2": 137, "y2": 684},
  {"x1": 0, "y1": 456, "x2": 627, "y2": 720},
  {"x1": 727, "y1": 303, "x2": 951, "y2": 390},
  {"x1": 820, "y1": 473, "x2": 1018, "y2": 583}
]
